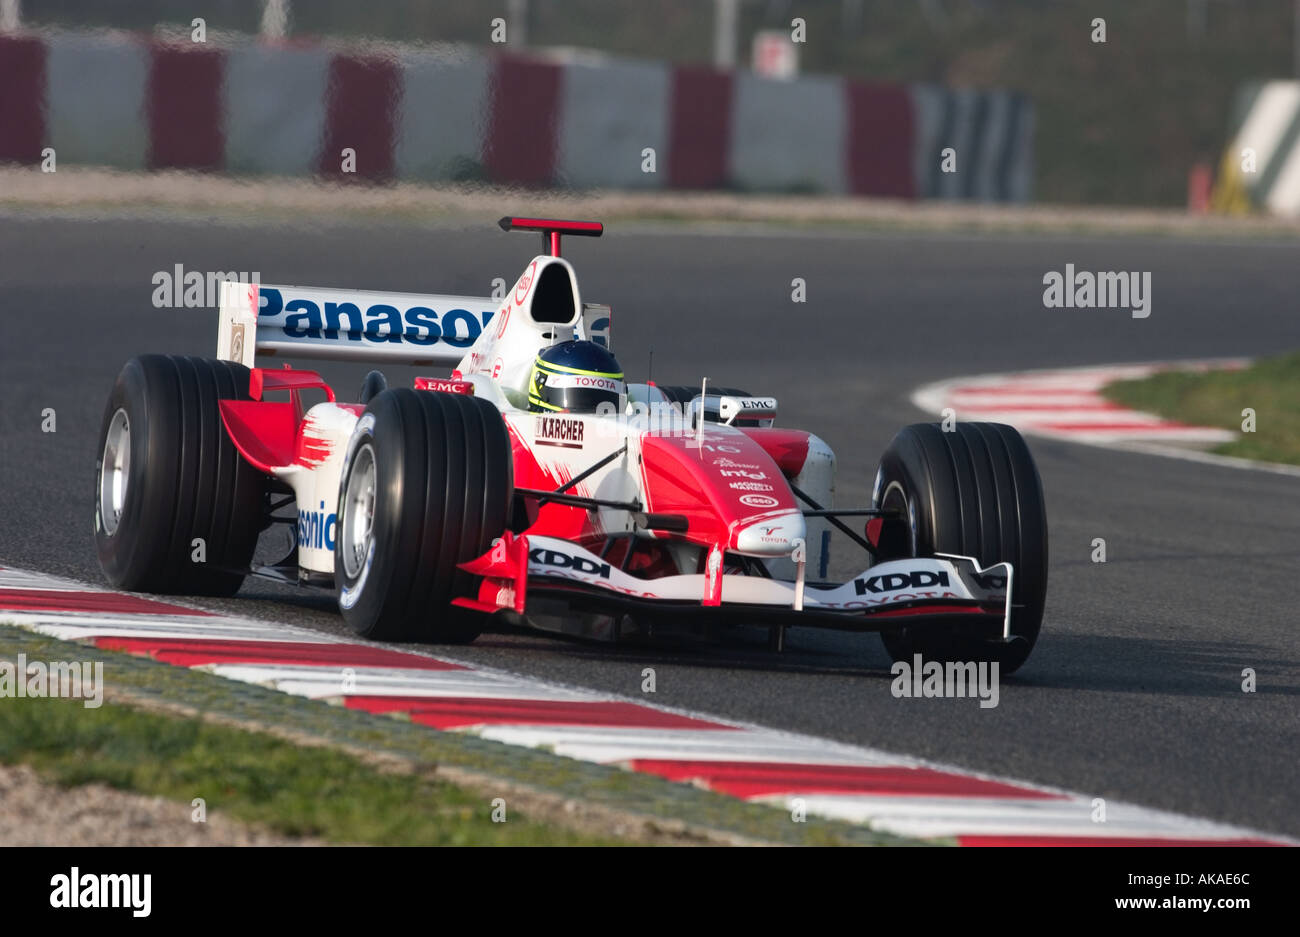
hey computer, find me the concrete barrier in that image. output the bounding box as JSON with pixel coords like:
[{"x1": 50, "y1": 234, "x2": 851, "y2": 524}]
[{"x1": 0, "y1": 28, "x2": 1034, "y2": 202}]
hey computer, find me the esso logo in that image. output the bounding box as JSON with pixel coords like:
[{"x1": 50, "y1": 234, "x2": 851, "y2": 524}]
[
  {"x1": 739, "y1": 494, "x2": 779, "y2": 509},
  {"x1": 515, "y1": 261, "x2": 537, "y2": 306}
]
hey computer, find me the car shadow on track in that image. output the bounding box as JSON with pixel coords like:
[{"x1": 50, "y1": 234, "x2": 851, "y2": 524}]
[
  {"x1": 223, "y1": 587, "x2": 1300, "y2": 700},
  {"x1": 997, "y1": 632, "x2": 1300, "y2": 698},
  {"x1": 226, "y1": 587, "x2": 899, "y2": 678},
  {"x1": 443, "y1": 621, "x2": 909, "y2": 680}
]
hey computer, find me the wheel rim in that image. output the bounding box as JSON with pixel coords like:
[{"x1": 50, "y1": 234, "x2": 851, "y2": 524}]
[
  {"x1": 340, "y1": 443, "x2": 376, "y2": 580},
  {"x1": 879, "y1": 480, "x2": 918, "y2": 558},
  {"x1": 99, "y1": 408, "x2": 131, "y2": 536}
]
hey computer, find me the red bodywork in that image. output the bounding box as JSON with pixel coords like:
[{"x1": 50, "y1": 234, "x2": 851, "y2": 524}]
[
  {"x1": 498, "y1": 216, "x2": 604, "y2": 258},
  {"x1": 218, "y1": 366, "x2": 359, "y2": 473},
  {"x1": 507, "y1": 416, "x2": 817, "y2": 557},
  {"x1": 638, "y1": 430, "x2": 803, "y2": 552}
]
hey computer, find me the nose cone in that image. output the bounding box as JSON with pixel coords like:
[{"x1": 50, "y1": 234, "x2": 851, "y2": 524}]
[{"x1": 734, "y1": 511, "x2": 806, "y2": 556}]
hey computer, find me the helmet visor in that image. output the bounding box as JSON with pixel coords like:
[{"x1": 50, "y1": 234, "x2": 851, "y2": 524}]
[{"x1": 528, "y1": 369, "x2": 624, "y2": 414}]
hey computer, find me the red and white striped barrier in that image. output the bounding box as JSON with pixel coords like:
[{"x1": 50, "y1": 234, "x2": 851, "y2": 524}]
[
  {"x1": 0, "y1": 564, "x2": 1283, "y2": 845},
  {"x1": 0, "y1": 30, "x2": 1031, "y2": 200},
  {"x1": 912, "y1": 361, "x2": 1247, "y2": 446}
]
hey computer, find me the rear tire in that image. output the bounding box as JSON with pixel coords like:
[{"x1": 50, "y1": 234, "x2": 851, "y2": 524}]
[
  {"x1": 335, "y1": 389, "x2": 512, "y2": 642},
  {"x1": 94, "y1": 355, "x2": 265, "y2": 595},
  {"x1": 872, "y1": 422, "x2": 1048, "y2": 674}
]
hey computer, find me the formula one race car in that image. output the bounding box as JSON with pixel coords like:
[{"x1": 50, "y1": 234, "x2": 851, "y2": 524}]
[{"x1": 94, "y1": 218, "x2": 1048, "y2": 672}]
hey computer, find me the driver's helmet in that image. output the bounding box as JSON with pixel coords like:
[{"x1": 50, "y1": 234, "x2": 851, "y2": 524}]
[{"x1": 527, "y1": 340, "x2": 625, "y2": 414}]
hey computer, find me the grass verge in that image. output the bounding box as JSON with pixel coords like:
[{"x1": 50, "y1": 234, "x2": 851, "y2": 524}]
[
  {"x1": 0, "y1": 695, "x2": 617, "y2": 846},
  {"x1": 0, "y1": 625, "x2": 930, "y2": 846},
  {"x1": 1102, "y1": 352, "x2": 1300, "y2": 465}
]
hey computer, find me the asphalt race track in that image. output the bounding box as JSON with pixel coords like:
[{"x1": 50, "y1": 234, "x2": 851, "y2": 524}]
[{"x1": 2, "y1": 212, "x2": 1298, "y2": 837}]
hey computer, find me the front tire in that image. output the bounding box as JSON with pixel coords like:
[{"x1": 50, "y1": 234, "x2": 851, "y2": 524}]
[
  {"x1": 94, "y1": 355, "x2": 265, "y2": 595},
  {"x1": 872, "y1": 422, "x2": 1048, "y2": 674},
  {"x1": 335, "y1": 389, "x2": 512, "y2": 642}
]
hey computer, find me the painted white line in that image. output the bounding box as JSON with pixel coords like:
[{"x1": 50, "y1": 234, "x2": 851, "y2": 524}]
[{"x1": 1115, "y1": 440, "x2": 1300, "y2": 478}]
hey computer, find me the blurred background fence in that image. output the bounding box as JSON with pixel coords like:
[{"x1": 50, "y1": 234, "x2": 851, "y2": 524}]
[{"x1": 4, "y1": 0, "x2": 1300, "y2": 210}]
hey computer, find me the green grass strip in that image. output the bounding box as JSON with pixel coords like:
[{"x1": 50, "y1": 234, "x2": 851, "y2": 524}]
[
  {"x1": 1102, "y1": 352, "x2": 1300, "y2": 465},
  {"x1": 0, "y1": 693, "x2": 615, "y2": 845},
  {"x1": 0, "y1": 625, "x2": 935, "y2": 846}
]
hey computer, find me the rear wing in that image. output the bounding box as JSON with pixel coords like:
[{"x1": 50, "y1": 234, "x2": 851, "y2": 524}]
[
  {"x1": 217, "y1": 281, "x2": 499, "y2": 368},
  {"x1": 498, "y1": 216, "x2": 602, "y2": 257},
  {"x1": 218, "y1": 218, "x2": 612, "y2": 368},
  {"x1": 218, "y1": 281, "x2": 613, "y2": 368}
]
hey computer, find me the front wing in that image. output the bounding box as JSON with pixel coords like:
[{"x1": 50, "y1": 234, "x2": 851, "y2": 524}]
[{"x1": 455, "y1": 534, "x2": 1014, "y2": 640}]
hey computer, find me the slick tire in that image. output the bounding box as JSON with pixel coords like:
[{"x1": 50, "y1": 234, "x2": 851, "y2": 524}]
[
  {"x1": 95, "y1": 355, "x2": 265, "y2": 596},
  {"x1": 335, "y1": 389, "x2": 512, "y2": 643},
  {"x1": 872, "y1": 422, "x2": 1048, "y2": 675}
]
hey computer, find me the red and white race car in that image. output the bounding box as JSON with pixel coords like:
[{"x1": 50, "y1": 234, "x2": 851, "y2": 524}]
[{"x1": 94, "y1": 218, "x2": 1048, "y2": 671}]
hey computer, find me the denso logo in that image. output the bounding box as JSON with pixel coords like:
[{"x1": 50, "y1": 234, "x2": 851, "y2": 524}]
[
  {"x1": 855, "y1": 570, "x2": 950, "y2": 595},
  {"x1": 259, "y1": 288, "x2": 493, "y2": 349},
  {"x1": 530, "y1": 548, "x2": 611, "y2": 579},
  {"x1": 298, "y1": 502, "x2": 337, "y2": 551}
]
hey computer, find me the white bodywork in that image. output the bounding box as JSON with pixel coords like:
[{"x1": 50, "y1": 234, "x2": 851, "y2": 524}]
[
  {"x1": 216, "y1": 258, "x2": 609, "y2": 374},
  {"x1": 285, "y1": 403, "x2": 358, "y2": 574},
  {"x1": 522, "y1": 535, "x2": 1002, "y2": 611},
  {"x1": 213, "y1": 258, "x2": 876, "y2": 609}
]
